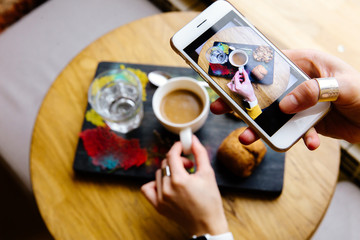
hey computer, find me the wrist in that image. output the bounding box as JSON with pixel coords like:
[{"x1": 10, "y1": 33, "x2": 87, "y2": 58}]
[
  {"x1": 247, "y1": 99, "x2": 258, "y2": 108},
  {"x1": 193, "y1": 214, "x2": 229, "y2": 237},
  {"x1": 191, "y1": 232, "x2": 234, "y2": 240},
  {"x1": 243, "y1": 99, "x2": 258, "y2": 109},
  {"x1": 246, "y1": 95, "x2": 257, "y2": 103}
]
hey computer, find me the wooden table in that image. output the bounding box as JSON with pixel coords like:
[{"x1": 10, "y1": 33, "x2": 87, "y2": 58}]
[{"x1": 31, "y1": 9, "x2": 341, "y2": 240}]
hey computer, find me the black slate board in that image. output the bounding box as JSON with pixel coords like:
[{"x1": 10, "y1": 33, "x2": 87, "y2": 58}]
[{"x1": 73, "y1": 62, "x2": 285, "y2": 196}]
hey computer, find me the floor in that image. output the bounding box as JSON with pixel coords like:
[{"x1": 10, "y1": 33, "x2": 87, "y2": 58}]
[
  {"x1": 0, "y1": 160, "x2": 53, "y2": 240},
  {"x1": 312, "y1": 180, "x2": 360, "y2": 240},
  {"x1": 0, "y1": 0, "x2": 48, "y2": 33}
]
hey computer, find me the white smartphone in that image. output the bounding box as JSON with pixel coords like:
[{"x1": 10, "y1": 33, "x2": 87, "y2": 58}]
[{"x1": 170, "y1": 0, "x2": 330, "y2": 151}]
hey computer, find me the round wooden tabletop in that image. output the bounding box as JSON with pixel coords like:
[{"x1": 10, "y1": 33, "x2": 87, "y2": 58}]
[{"x1": 30, "y1": 11, "x2": 340, "y2": 240}]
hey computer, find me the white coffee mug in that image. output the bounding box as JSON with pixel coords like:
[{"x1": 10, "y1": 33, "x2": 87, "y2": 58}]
[
  {"x1": 229, "y1": 49, "x2": 249, "y2": 71},
  {"x1": 152, "y1": 77, "x2": 210, "y2": 154}
]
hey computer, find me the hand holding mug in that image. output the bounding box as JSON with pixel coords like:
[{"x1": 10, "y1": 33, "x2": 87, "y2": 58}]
[
  {"x1": 227, "y1": 69, "x2": 256, "y2": 102},
  {"x1": 141, "y1": 136, "x2": 229, "y2": 236}
]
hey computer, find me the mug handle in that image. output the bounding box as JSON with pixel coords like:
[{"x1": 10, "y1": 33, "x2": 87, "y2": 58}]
[{"x1": 180, "y1": 127, "x2": 192, "y2": 155}]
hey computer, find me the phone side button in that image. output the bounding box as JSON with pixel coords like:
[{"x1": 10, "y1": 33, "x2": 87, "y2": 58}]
[
  {"x1": 186, "y1": 63, "x2": 195, "y2": 72},
  {"x1": 188, "y1": 63, "x2": 202, "y2": 75},
  {"x1": 188, "y1": 64, "x2": 196, "y2": 71},
  {"x1": 189, "y1": 65, "x2": 204, "y2": 78},
  {"x1": 187, "y1": 63, "x2": 208, "y2": 83}
]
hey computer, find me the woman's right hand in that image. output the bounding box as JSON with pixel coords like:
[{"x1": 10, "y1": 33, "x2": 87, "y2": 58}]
[
  {"x1": 279, "y1": 49, "x2": 360, "y2": 145},
  {"x1": 211, "y1": 49, "x2": 360, "y2": 150},
  {"x1": 227, "y1": 69, "x2": 257, "y2": 102}
]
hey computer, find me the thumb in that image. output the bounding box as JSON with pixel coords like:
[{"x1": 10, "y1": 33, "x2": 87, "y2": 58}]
[{"x1": 279, "y1": 79, "x2": 319, "y2": 114}]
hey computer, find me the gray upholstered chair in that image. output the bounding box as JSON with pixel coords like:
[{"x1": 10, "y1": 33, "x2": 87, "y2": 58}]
[{"x1": 0, "y1": 0, "x2": 160, "y2": 191}]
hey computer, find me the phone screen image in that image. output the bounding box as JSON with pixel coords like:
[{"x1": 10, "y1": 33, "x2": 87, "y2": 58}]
[{"x1": 183, "y1": 10, "x2": 308, "y2": 137}]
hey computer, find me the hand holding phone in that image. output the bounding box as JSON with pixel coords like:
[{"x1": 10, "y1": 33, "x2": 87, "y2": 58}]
[
  {"x1": 228, "y1": 70, "x2": 256, "y2": 102},
  {"x1": 212, "y1": 47, "x2": 360, "y2": 150},
  {"x1": 171, "y1": 0, "x2": 331, "y2": 151}
]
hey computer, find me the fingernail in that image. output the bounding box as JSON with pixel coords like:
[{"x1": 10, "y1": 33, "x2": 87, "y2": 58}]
[
  {"x1": 281, "y1": 94, "x2": 298, "y2": 112},
  {"x1": 305, "y1": 136, "x2": 317, "y2": 151}
]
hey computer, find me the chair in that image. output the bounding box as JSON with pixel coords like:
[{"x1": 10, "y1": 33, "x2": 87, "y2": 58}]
[{"x1": 0, "y1": 0, "x2": 161, "y2": 191}]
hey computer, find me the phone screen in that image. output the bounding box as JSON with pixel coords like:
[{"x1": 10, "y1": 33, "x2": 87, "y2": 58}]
[{"x1": 183, "y1": 10, "x2": 307, "y2": 137}]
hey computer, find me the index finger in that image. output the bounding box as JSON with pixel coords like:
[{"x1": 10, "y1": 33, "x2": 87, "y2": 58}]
[
  {"x1": 282, "y1": 49, "x2": 321, "y2": 78},
  {"x1": 234, "y1": 72, "x2": 242, "y2": 90},
  {"x1": 238, "y1": 127, "x2": 259, "y2": 145},
  {"x1": 210, "y1": 98, "x2": 232, "y2": 115}
]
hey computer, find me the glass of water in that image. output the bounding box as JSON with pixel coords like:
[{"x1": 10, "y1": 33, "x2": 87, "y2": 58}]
[
  {"x1": 205, "y1": 46, "x2": 228, "y2": 64},
  {"x1": 88, "y1": 69, "x2": 143, "y2": 133}
]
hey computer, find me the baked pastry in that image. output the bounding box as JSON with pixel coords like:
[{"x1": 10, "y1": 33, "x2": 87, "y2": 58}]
[
  {"x1": 251, "y1": 65, "x2": 268, "y2": 81},
  {"x1": 253, "y1": 46, "x2": 273, "y2": 63},
  {"x1": 217, "y1": 127, "x2": 267, "y2": 177}
]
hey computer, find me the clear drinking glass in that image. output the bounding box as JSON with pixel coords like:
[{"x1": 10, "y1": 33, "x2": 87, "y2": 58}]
[
  {"x1": 88, "y1": 69, "x2": 143, "y2": 133},
  {"x1": 205, "y1": 46, "x2": 228, "y2": 64}
]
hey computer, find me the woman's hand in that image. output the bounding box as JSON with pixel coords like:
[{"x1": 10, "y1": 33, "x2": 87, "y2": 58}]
[
  {"x1": 227, "y1": 69, "x2": 257, "y2": 102},
  {"x1": 279, "y1": 49, "x2": 360, "y2": 144},
  {"x1": 211, "y1": 49, "x2": 360, "y2": 150},
  {"x1": 141, "y1": 136, "x2": 229, "y2": 236}
]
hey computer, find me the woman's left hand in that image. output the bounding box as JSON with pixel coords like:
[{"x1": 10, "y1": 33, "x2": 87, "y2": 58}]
[{"x1": 141, "y1": 136, "x2": 229, "y2": 236}]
